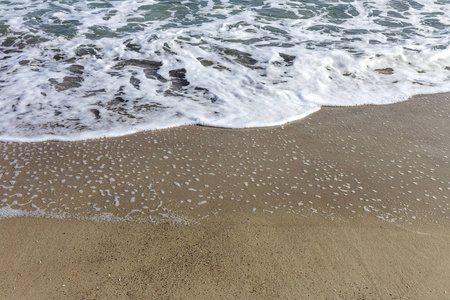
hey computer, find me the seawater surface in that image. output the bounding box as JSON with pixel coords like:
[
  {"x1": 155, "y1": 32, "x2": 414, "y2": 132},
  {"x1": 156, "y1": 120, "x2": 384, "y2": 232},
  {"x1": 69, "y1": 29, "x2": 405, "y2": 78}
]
[{"x1": 0, "y1": 0, "x2": 449, "y2": 141}]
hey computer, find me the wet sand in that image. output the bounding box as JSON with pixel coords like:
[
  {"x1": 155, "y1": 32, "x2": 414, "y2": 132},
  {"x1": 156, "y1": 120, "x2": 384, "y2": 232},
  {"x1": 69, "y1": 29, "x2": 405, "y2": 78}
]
[{"x1": 1, "y1": 93, "x2": 449, "y2": 299}]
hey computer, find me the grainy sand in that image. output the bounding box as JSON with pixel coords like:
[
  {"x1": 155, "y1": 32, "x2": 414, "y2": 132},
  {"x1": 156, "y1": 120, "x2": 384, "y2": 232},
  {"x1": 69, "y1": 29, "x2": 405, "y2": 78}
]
[{"x1": 1, "y1": 93, "x2": 449, "y2": 299}]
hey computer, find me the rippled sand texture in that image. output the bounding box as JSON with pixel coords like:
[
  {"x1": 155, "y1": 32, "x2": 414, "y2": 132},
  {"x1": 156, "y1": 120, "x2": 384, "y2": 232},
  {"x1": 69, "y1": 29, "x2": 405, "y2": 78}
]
[{"x1": 1, "y1": 93, "x2": 449, "y2": 224}]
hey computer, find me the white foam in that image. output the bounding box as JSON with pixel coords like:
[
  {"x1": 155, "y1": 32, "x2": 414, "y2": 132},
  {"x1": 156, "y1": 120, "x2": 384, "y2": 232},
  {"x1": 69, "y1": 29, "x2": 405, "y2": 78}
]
[
  {"x1": 0, "y1": 0, "x2": 449, "y2": 141},
  {"x1": 0, "y1": 206, "x2": 29, "y2": 218}
]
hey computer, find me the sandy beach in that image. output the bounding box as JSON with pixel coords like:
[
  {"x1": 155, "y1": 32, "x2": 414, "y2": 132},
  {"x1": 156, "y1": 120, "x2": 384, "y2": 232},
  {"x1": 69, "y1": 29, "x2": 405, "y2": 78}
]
[{"x1": 1, "y1": 93, "x2": 449, "y2": 299}]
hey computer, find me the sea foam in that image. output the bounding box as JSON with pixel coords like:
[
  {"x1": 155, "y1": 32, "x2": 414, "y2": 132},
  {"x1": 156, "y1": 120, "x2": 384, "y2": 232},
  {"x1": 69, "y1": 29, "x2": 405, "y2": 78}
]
[{"x1": 0, "y1": 0, "x2": 449, "y2": 141}]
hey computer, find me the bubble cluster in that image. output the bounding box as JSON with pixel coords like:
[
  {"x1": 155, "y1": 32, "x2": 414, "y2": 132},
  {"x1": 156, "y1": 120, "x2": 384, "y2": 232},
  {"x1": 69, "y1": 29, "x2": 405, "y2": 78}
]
[{"x1": 1, "y1": 94, "x2": 448, "y2": 224}]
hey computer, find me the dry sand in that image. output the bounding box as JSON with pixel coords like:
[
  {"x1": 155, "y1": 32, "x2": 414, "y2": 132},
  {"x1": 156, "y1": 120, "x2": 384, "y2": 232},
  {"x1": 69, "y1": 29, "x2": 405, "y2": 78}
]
[{"x1": 1, "y1": 93, "x2": 449, "y2": 299}]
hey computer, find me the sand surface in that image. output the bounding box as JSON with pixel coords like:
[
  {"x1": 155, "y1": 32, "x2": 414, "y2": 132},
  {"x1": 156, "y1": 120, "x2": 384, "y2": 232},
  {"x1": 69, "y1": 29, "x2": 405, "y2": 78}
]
[{"x1": 1, "y1": 93, "x2": 449, "y2": 299}]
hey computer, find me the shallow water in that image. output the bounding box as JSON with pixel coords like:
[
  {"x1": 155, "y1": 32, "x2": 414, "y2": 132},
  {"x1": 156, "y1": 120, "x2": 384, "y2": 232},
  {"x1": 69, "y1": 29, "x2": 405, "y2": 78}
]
[
  {"x1": 0, "y1": 0, "x2": 449, "y2": 141},
  {"x1": 1, "y1": 94, "x2": 449, "y2": 224}
]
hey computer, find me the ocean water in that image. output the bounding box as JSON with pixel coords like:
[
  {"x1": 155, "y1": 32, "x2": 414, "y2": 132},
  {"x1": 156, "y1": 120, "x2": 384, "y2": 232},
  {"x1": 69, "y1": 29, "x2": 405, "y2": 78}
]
[{"x1": 0, "y1": 0, "x2": 449, "y2": 141}]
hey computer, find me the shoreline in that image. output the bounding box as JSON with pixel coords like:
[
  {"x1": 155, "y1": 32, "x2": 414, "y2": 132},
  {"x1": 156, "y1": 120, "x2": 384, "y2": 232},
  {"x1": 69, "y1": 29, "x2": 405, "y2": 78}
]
[
  {"x1": 1, "y1": 92, "x2": 449, "y2": 225},
  {"x1": 0, "y1": 91, "x2": 447, "y2": 144},
  {"x1": 1, "y1": 92, "x2": 449, "y2": 299}
]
